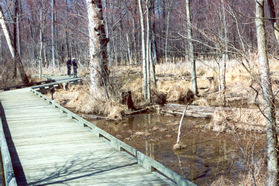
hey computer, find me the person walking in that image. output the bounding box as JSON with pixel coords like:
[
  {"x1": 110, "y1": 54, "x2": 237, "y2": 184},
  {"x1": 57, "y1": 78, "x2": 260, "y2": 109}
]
[
  {"x1": 72, "y1": 58, "x2": 78, "y2": 78},
  {"x1": 66, "y1": 58, "x2": 72, "y2": 76}
]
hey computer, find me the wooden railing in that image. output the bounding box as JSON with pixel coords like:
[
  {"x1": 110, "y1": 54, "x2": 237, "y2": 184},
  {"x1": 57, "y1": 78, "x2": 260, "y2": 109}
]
[
  {"x1": 30, "y1": 87, "x2": 196, "y2": 186},
  {"x1": 0, "y1": 118, "x2": 17, "y2": 186}
]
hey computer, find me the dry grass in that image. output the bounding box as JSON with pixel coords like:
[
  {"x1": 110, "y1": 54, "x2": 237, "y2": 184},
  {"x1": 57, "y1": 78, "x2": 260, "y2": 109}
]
[
  {"x1": 121, "y1": 77, "x2": 145, "y2": 104},
  {"x1": 156, "y1": 62, "x2": 190, "y2": 76},
  {"x1": 157, "y1": 79, "x2": 192, "y2": 102},
  {"x1": 205, "y1": 108, "x2": 268, "y2": 133},
  {"x1": 211, "y1": 158, "x2": 266, "y2": 186},
  {"x1": 53, "y1": 84, "x2": 127, "y2": 120},
  {"x1": 36, "y1": 54, "x2": 279, "y2": 123}
]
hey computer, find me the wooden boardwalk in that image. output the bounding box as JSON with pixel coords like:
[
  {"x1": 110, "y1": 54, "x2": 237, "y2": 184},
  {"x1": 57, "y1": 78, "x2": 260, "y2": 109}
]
[{"x1": 0, "y1": 84, "x2": 194, "y2": 185}]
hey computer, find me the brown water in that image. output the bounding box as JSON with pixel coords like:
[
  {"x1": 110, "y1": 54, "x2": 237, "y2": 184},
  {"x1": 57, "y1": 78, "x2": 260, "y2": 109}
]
[{"x1": 90, "y1": 113, "x2": 266, "y2": 185}]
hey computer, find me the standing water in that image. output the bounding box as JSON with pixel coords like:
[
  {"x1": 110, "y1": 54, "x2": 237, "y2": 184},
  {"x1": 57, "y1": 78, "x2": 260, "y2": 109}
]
[{"x1": 90, "y1": 113, "x2": 266, "y2": 185}]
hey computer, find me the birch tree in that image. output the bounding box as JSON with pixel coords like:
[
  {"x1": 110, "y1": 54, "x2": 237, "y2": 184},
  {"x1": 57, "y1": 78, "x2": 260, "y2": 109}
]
[
  {"x1": 39, "y1": 0, "x2": 46, "y2": 78},
  {"x1": 16, "y1": 0, "x2": 22, "y2": 58},
  {"x1": 220, "y1": 0, "x2": 228, "y2": 104},
  {"x1": 0, "y1": 4, "x2": 29, "y2": 85},
  {"x1": 186, "y1": 0, "x2": 198, "y2": 95},
  {"x1": 86, "y1": 0, "x2": 110, "y2": 98},
  {"x1": 255, "y1": 0, "x2": 278, "y2": 185},
  {"x1": 146, "y1": 0, "x2": 151, "y2": 102},
  {"x1": 149, "y1": 0, "x2": 156, "y2": 88},
  {"x1": 138, "y1": 0, "x2": 148, "y2": 99},
  {"x1": 164, "y1": 1, "x2": 173, "y2": 63},
  {"x1": 13, "y1": 0, "x2": 20, "y2": 77},
  {"x1": 51, "y1": 0, "x2": 56, "y2": 71}
]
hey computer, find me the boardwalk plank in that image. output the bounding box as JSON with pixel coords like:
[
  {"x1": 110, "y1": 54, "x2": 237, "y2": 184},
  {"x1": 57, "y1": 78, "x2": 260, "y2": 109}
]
[{"x1": 0, "y1": 88, "x2": 181, "y2": 185}]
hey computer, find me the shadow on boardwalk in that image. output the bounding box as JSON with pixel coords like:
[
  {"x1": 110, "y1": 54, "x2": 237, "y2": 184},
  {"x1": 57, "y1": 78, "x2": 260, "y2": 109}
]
[
  {"x1": 29, "y1": 152, "x2": 138, "y2": 185},
  {"x1": 0, "y1": 101, "x2": 166, "y2": 186},
  {"x1": 0, "y1": 101, "x2": 28, "y2": 185}
]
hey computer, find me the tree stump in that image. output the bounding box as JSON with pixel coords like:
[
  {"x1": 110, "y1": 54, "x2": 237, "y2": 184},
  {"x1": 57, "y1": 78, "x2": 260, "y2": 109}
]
[
  {"x1": 153, "y1": 93, "x2": 167, "y2": 105},
  {"x1": 178, "y1": 89, "x2": 194, "y2": 104},
  {"x1": 50, "y1": 86, "x2": 55, "y2": 100},
  {"x1": 121, "y1": 91, "x2": 135, "y2": 110}
]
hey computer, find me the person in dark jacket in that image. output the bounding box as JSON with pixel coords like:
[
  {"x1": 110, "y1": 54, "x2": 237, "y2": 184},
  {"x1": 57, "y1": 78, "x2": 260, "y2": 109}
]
[
  {"x1": 66, "y1": 58, "x2": 72, "y2": 76},
  {"x1": 72, "y1": 58, "x2": 78, "y2": 78}
]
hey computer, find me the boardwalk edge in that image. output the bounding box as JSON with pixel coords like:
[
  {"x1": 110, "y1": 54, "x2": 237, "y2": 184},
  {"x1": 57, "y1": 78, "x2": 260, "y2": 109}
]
[{"x1": 30, "y1": 87, "x2": 196, "y2": 186}]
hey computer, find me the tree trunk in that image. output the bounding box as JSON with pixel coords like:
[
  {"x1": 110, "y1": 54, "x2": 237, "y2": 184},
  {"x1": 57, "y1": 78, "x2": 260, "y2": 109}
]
[
  {"x1": 150, "y1": 0, "x2": 157, "y2": 88},
  {"x1": 138, "y1": 0, "x2": 147, "y2": 99},
  {"x1": 164, "y1": 3, "x2": 171, "y2": 63},
  {"x1": 86, "y1": 0, "x2": 110, "y2": 98},
  {"x1": 39, "y1": 19, "x2": 43, "y2": 78},
  {"x1": 151, "y1": 0, "x2": 158, "y2": 65},
  {"x1": 65, "y1": 0, "x2": 71, "y2": 59},
  {"x1": 0, "y1": 4, "x2": 29, "y2": 85},
  {"x1": 104, "y1": 0, "x2": 111, "y2": 66},
  {"x1": 126, "y1": 33, "x2": 132, "y2": 65},
  {"x1": 39, "y1": 4, "x2": 45, "y2": 78},
  {"x1": 132, "y1": 6, "x2": 138, "y2": 65},
  {"x1": 267, "y1": 0, "x2": 279, "y2": 42},
  {"x1": 255, "y1": 0, "x2": 278, "y2": 185},
  {"x1": 13, "y1": 0, "x2": 19, "y2": 78},
  {"x1": 17, "y1": 0, "x2": 22, "y2": 58},
  {"x1": 185, "y1": 0, "x2": 198, "y2": 95},
  {"x1": 221, "y1": 0, "x2": 228, "y2": 104},
  {"x1": 146, "y1": 0, "x2": 151, "y2": 102},
  {"x1": 51, "y1": 0, "x2": 56, "y2": 71}
]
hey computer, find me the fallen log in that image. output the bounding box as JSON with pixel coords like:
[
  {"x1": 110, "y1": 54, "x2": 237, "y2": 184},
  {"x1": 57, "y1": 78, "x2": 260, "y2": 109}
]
[
  {"x1": 161, "y1": 103, "x2": 215, "y2": 118},
  {"x1": 161, "y1": 103, "x2": 279, "y2": 118},
  {"x1": 161, "y1": 103, "x2": 279, "y2": 133},
  {"x1": 81, "y1": 114, "x2": 107, "y2": 120},
  {"x1": 124, "y1": 108, "x2": 149, "y2": 116}
]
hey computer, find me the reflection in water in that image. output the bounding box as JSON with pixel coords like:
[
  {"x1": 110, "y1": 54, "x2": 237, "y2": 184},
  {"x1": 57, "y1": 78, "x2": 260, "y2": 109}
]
[
  {"x1": 145, "y1": 141, "x2": 155, "y2": 159},
  {"x1": 90, "y1": 113, "x2": 265, "y2": 185}
]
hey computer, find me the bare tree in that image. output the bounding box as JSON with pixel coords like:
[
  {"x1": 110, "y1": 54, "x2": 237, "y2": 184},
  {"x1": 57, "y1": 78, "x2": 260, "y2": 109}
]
[
  {"x1": 0, "y1": 4, "x2": 29, "y2": 85},
  {"x1": 267, "y1": 0, "x2": 279, "y2": 42},
  {"x1": 220, "y1": 0, "x2": 228, "y2": 104},
  {"x1": 39, "y1": 0, "x2": 46, "y2": 78},
  {"x1": 185, "y1": 0, "x2": 198, "y2": 95},
  {"x1": 255, "y1": 0, "x2": 278, "y2": 185},
  {"x1": 86, "y1": 0, "x2": 110, "y2": 98},
  {"x1": 51, "y1": 0, "x2": 56, "y2": 71},
  {"x1": 164, "y1": 0, "x2": 173, "y2": 63},
  {"x1": 13, "y1": 0, "x2": 20, "y2": 77},
  {"x1": 138, "y1": 0, "x2": 148, "y2": 100},
  {"x1": 65, "y1": 0, "x2": 71, "y2": 59}
]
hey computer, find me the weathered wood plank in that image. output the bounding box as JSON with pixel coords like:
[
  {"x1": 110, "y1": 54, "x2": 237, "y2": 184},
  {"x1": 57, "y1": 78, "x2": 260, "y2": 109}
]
[{"x1": 0, "y1": 87, "x2": 193, "y2": 186}]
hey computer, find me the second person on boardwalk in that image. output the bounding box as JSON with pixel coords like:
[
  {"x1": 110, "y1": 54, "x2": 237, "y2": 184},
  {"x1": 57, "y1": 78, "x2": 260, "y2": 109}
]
[
  {"x1": 66, "y1": 58, "x2": 72, "y2": 76},
  {"x1": 72, "y1": 58, "x2": 78, "y2": 78}
]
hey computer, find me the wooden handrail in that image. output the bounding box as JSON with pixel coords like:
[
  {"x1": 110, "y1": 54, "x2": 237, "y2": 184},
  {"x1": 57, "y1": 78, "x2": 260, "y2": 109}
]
[{"x1": 0, "y1": 117, "x2": 17, "y2": 186}]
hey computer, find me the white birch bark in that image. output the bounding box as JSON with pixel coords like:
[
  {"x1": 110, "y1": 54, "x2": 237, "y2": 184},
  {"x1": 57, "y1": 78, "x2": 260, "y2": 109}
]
[
  {"x1": 186, "y1": 0, "x2": 198, "y2": 95},
  {"x1": 86, "y1": 0, "x2": 110, "y2": 98},
  {"x1": 146, "y1": 0, "x2": 151, "y2": 102},
  {"x1": 0, "y1": 7, "x2": 15, "y2": 59},
  {"x1": 255, "y1": 1, "x2": 278, "y2": 185},
  {"x1": 0, "y1": 4, "x2": 29, "y2": 84},
  {"x1": 164, "y1": 5, "x2": 171, "y2": 63},
  {"x1": 138, "y1": 0, "x2": 147, "y2": 99},
  {"x1": 126, "y1": 34, "x2": 132, "y2": 65},
  {"x1": 51, "y1": 0, "x2": 56, "y2": 71},
  {"x1": 221, "y1": 0, "x2": 228, "y2": 92}
]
